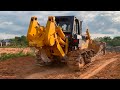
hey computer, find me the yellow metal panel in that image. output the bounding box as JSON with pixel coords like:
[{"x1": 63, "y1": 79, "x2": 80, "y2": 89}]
[
  {"x1": 57, "y1": 36, "x2": 66, "y2": 45},
  {"x1": 36, "y1": 41, "x2": 44, "y2": 47},
  {"x1": 56, "y1": 43, "x2": 65, "y2": 57},
  {"x1": 52, "y1": 44, "x2": 65, "y2": 57},
  {"x1": 65, "y1": 37, "x2": 68, "y2": 54},
  {"x1": 27, "y1": 16, "x2": 67, "y2": 59},
  {"x1": 44, "y1": 16, "x2": 56, "y2": 46},
  {"x1": 27, "y1": 16, "x2": 38, "y2": 41},
  {"x1": 86, "y1": 29, "x2": 91, "y2": 40},
  {"x1": 51, "y1": 33, "x2": 65, "y2": 57},
  {"x1": 49, "y1": 35, "x2": 55, "y2": 46},
  {"x1": 56, "y1": 26, "x2": 65, "y2": 40}
]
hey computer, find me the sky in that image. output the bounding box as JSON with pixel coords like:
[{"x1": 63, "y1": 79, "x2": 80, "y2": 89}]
[{"x1": 0, "y1": 11, "x2": 120, "y2": 39}]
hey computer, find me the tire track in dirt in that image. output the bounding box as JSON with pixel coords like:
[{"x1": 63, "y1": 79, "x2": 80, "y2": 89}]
[
  {"x1": 24, "y1": 54, "x2": 119, "y2": 79},
  {"x1": 79, "y1": 58, "x2": 118, "y2": 79},
  {"x1": 0, "y1": 51, "x2": 119, "y2": 79}
]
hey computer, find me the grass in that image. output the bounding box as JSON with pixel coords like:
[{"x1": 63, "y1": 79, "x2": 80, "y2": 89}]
[{"x1": 0, "y1": 50, "x2": 34, "y2": 61}]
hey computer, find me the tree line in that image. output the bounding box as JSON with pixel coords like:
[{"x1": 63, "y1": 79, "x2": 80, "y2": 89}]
[
  {"x1": 2, "y1": 35, "x2": 120, "y2": 47},
  {"x1": 9, "y1": 35, "x2": 28, "y2": 47},
  {"x1": 94, "y1": 36, "x2": 120, "y2": 47}
]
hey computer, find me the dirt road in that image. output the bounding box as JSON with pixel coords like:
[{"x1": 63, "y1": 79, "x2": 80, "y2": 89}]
[
  {"x1": 79, "y1": 58, "x2": 118, "y2": 79},
  {"x1": 0, "y1": 52, "x2": 120, "y2": 79}
]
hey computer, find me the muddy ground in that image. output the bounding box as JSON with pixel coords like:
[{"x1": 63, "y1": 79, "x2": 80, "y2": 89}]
[{"x1": 0, "y1": 47, "x2": 120, "y2": 79}]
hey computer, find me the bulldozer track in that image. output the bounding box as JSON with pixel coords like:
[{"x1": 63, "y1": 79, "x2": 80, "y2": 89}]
[
  {"x1": 67, "y1": 49, "x2": 96, "y2": 71},
  {"x1": 35, "y1": 47, "x2": 104, "y2": 71}
]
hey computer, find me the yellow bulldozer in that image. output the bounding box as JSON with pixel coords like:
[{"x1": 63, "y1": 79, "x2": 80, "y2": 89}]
[{"x1": 27, "y1": 16, "x2": 106, "y2": 71}]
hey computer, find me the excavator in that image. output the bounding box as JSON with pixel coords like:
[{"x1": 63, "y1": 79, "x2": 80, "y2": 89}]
[{"x1": 27, "y1": 16, "x2": 106, "y2": 71}]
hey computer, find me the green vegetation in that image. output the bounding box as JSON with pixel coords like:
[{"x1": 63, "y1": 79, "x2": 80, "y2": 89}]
[
  {"x1": 94, "y1": 36, "x2": 120, "y2": 46},
  {"x1": 0, "y1": 51, "x2": 34, "y2": 61},
  {"x1": 0, "y1": 35, "x2": 29, "y2": 48},
  {"x1": 9, "y1": 35, "x2": 28, "y2": 48}
]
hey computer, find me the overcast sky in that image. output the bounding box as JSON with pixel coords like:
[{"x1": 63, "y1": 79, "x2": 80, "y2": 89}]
[{"x1": 0, "y1": 11, "x2": 120, "y2": 39}]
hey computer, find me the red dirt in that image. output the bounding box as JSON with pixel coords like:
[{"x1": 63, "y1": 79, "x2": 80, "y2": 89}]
[
  {"x1": 0, "y1": 50, "x2": 120, "y2": 79},
  {"x1": 90, "y1": 56, "x2": 120, "y2": 79},
  {"x1": 0, "y1": 48, "x2": 31, "y2": 54},
  {"x1": 0, "y1": 56, "x2": 36, "y2": 79}
]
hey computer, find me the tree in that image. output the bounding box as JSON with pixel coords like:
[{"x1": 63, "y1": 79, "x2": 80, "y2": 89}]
[
  {"x1": 9, "y1": 35, "x2": 28, "y2": 47},
  {"x1": 113, "y1": 36, "x2": 120, "y2": 40},
  {"x1": 94, "y1": 36, "x2": 120, "y2": 47},
  {"x1": 102, "y1": 36, "x2": 111, "y2": 42}
]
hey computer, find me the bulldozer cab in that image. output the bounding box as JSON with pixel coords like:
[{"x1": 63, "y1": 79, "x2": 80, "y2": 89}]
[
  {"x1": 55, "y1": 16, "x2": 83, "y2": 50},
  {"x1": 55, "y1": 16, "x2": 82, "y2": 36}
]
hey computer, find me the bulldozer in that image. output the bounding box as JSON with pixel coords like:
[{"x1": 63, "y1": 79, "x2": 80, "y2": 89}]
[{"x1": 27, "y1": 16, "x2": 106, "y2": 71}]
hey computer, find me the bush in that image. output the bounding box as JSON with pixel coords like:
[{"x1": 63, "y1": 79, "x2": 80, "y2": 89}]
[
  {"x1": 94, "y1": 36, "x2": 120, "y2": 47},
  {"x1": 0, "y1": 51, "x2": 34, "y2": 61}
]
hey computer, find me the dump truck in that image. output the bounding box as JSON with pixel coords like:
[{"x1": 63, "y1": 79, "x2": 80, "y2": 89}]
[{"x1": 27, "y1": 16, "x2": 105, "y2": 71}]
